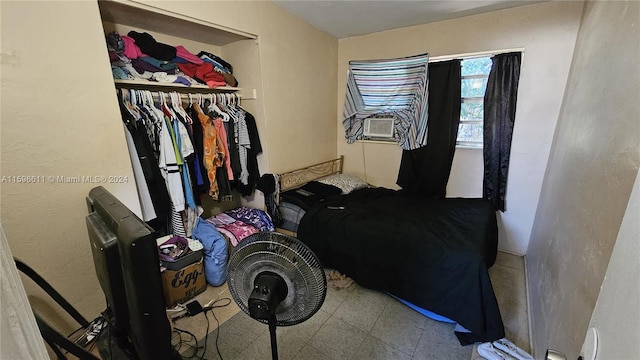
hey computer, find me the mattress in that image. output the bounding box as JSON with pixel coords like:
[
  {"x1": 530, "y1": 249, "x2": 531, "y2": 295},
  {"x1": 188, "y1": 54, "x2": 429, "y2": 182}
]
[{"x1": 297, "y1": 187, "x2": 504, "y2": 345}]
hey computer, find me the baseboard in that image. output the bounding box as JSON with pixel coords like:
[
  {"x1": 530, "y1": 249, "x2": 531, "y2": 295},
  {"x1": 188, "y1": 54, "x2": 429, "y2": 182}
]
[
  {"x1": 497, "y1": 248, "x2": 526, "y2": 257},
  {"x1": 523, "y1": 255, "x2": 535, "y2": 357}
]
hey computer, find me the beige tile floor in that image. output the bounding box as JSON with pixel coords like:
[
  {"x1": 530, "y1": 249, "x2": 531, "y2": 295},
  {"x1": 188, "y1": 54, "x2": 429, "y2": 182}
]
[{"x1": 174, "y1": 251, "x2": 530, "y2": 360}]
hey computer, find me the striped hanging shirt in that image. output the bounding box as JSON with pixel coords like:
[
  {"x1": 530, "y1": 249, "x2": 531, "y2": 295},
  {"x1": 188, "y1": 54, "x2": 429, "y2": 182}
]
[{"x1": 343, "y1": 53, "x2": 430, "y2": 150}]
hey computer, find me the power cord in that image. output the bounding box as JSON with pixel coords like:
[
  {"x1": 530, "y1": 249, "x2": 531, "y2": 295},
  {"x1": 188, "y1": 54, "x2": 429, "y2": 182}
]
[{"x1": 173, "y1": 297, "x2": 232, "y2": 360}]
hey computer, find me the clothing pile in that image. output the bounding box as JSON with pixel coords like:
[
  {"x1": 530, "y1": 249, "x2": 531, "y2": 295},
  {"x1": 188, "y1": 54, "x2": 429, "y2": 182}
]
[
  {"x1": 205, "y1": 207, "x2": 274, "y2": 247},
  {"x1": 120, "y1": 90, "x2": 262, "y2": 237},
  {"x1": 106, "y1": 30, "x2": 238, "y2": 88}
]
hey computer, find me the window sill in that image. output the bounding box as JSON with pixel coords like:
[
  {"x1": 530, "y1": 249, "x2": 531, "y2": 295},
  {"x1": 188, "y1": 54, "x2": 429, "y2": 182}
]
[
  {"x1": 455, "y1": 145, "x2": 483, "y2": 150},
  {"x1": 356, "y1": 139, "x2": 397, "y2": 145}
]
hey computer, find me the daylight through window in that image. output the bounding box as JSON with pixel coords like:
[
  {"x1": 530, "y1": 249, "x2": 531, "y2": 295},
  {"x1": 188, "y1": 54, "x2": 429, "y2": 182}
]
[{"x1": 458, "y1": 56, "x2": 492, "y2": 149}]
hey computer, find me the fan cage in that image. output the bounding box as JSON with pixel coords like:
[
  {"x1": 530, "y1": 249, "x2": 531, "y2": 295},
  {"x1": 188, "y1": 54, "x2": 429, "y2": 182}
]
[{"x1": 228, "y1": 232, "x2": 327, "y2": 326}]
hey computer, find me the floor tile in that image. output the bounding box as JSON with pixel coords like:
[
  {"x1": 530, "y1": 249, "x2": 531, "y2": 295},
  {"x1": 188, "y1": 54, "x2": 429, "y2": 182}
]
[
  {"x1": 198, "y1": 328, "x2": 240, "y2": 360},
  {"x1": 189, "y1": 251, "x2": 530, "y2": 360},
  {"x1": 308, "y1": 316, "x2": 367, "y2": 360},
  {"x1": 369, "y1": 299, "x2": 426, "y2": 356},
  {"x1": 413, "y1": 319, "x2": 472, "y2": 360},
  {"x1": 215, "y1": 311, "x2": 267, "y2": 354},
  {"x1": 279, "y1": 308, "x2": 330, "y2": 342},
  {"x1": 321, "y1": 281, "x2": 356, "y2": 314},
  {"x1": 240, "y1": 328, "x2": 307, "y2": 360},
  {"x1": 293, "y1": 344, "x2": 333, "y2": 360},
  {"x1": 489, "y1": 263, "x2": 530, "y2": 353},
  {"x1": 352, "y1": 335, "x2": 412, "y2": 360},
  {"x1": 333, "y1": 286, "x2": 390, "y2": 333},
  {"x1": 494, "y1": 252, "x2": 524, "y2": 271}
]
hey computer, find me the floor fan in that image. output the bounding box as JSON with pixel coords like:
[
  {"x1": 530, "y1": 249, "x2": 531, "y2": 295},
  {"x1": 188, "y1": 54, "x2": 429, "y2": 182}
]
[{"x1": 227, "y1": 232, "x2": 327, "y2": 360}]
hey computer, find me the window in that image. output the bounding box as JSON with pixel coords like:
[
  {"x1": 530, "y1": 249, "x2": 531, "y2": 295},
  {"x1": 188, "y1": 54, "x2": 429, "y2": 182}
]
[{"x1": 458, "y1": 56, "x2": 492, "y2": 149}]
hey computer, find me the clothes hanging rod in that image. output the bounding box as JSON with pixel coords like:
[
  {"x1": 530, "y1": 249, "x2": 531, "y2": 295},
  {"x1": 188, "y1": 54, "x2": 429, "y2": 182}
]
[
  {"x1": 119, "y1": 88, "x2": 248, "y2": 103},
  {"x1": 114, "y1": 80, "x2": 257, "y2": 100}
]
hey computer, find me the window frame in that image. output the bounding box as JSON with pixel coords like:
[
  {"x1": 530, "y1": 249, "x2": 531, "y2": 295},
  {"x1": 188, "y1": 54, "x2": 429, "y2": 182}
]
[
  {"x1": 456, "y1": 57, "x2": 492, "y2": 150},
  {"x1": 355, "y1": 49, "x2": 524, "y2": 148}
]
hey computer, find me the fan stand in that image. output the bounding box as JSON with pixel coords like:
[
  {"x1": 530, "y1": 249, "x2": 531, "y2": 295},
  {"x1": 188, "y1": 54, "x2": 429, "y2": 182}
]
[
  {"x1": 268, "y1": 316, "x2": 279, "y2": 360},
  {"x1": 228, "y1": 232, "x2": 327, "y2": 360},
  {"x1": 248, "y1": 271, "x2": 287, "y2": 360}
]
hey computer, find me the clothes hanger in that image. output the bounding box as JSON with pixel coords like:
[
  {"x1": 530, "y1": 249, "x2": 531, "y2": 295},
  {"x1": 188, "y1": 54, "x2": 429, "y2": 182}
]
[
  {"x1": 207, "y1": 93, "x2": 230, "y2": 122},
  {"x1": 161, "y1": 92, "x2": 178, "y2": 120},
  {"x1": 138, "y1": 90, "x2": 157, "y2": 123},
  {"x1": 122, "y1": 89, "x2": 141, "y2": 120},
  {"x1": 118, "y1": 89, "x2": 135, "y2": 121},
  {"x1": 170, "y1": 92, "x2": 188, "y2": 122},
  {"x1": 148, "y1": 90, "x2": 166, "y2": 125},
  {"x1": 174, "y1": 92, "x2": 193, "y2": 125}
]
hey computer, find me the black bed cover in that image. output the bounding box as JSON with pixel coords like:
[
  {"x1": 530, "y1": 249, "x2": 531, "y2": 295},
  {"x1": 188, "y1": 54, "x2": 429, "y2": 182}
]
[{"x1": 297, "y1": 187, "x2": 504, "y2": 345}]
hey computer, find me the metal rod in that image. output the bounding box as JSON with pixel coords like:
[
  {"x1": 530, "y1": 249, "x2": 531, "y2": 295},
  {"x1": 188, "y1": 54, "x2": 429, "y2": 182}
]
[{"x1": 269, "y1": 317, "x2": 278, "y2": 360}]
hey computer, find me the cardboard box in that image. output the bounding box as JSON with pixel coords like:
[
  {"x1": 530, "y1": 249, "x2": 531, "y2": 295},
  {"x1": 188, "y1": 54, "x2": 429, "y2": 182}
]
[{"x1": 161, "y1": 259, "x2": 207, "y2": 308}]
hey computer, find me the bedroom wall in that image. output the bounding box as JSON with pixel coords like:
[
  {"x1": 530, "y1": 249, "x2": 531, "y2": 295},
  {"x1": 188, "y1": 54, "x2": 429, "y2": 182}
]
[
  {"x1": 336, "y1": 1, "x2": 584, "y2": 255},
  {"x1": 582, "y1": 168, "x2": 639, "y2": 360},
  {"x1": 526, "y1": 1, "x2": 640, "y2": 358},
  {"x1": 0, "y1": 0, "x2": 337, "y2": 333},
  {"x1": 145, "y1": 0, "x2": 339, "y2": 174},
  {"x1": 1, "y1": 1, "x2": 141, "y2": 331}
]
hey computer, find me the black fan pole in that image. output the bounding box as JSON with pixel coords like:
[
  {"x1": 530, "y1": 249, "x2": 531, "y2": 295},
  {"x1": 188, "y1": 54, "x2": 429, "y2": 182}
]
[{"x1": 269, "y1": 317, "x2": 278, "y2": 360}]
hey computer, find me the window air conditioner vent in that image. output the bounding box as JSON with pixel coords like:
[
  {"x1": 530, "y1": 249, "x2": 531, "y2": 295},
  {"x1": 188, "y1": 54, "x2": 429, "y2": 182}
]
[{"x1": 363, "y1": 117, "x2": 395, "y2": 139}]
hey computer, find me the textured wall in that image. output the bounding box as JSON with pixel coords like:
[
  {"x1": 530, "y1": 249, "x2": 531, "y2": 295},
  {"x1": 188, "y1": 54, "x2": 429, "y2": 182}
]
[
  {"x1": 147, "y1": 0, "x2": 339, "y2": 174},
  {"x1": 583, "y1": 168, "x2": 640, "y2": 360},
  {"x1": 1, "y1": 1, "x2": 140, "y2": 325},
  {"x1": 1, "y1": 0, "x2": 338, "y2": 330},
  {"x1": 526, "y1": 1, "x2": 640, "y2": 358},
  {"x1": 337, "y1": 1, "x2": 584, "y2": 255}
]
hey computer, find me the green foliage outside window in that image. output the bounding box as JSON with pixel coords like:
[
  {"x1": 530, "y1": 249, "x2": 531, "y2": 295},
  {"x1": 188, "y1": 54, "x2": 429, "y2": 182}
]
[{"x1": 458, "y1": 57, "x2": 492, "y2": 148}]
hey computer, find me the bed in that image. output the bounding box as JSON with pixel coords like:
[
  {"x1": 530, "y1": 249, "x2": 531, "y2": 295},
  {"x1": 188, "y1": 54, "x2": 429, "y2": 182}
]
[{"x1": 276, "y1": 157, "x2": 505, "y2": 345}]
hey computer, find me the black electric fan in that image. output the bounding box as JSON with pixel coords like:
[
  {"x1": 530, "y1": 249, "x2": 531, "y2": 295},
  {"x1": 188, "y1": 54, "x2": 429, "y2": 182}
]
[{"x1": 227, "y1": 232, "x2": 327, "y2": 360}]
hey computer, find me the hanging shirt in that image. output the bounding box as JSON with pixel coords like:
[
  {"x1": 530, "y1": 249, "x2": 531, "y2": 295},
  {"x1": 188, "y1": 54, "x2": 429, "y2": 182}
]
[
  {"x1": 159, "y1": 116, "x2": 185, "y2": 212},
  {"x1": 212, "y1": 117, "x2": 234, "y2": 181},
  {"x1": 186, "y1": 104, "x2": 210, "y2": 198},
  {"x1": 235, "y1": 109, "x2": 251, "y2": 185},
  {"x1": 172, "y1": 118, "x2": 196, "y2": 210},
  {"x1": 194, "y1": 103, "x2": 224, "y2": 200}
]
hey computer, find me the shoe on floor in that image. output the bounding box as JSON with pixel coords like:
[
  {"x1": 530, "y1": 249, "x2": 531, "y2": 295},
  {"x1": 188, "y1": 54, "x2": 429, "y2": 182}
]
[
  {"x1": 477, "y1": 342, "x2": 516, "y2": 360},
  {"x1": 492, "y1": 338, "x2": 534, "y2": 360}
]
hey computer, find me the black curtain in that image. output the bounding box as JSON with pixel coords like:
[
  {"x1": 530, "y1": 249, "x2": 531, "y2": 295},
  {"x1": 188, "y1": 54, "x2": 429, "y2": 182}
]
[
  {"x1": 483, "y1": 52, "x2": 521, "y2": 211},
  {"x1": 396, "y1": 59, "x2": 462, "y2": 199}
]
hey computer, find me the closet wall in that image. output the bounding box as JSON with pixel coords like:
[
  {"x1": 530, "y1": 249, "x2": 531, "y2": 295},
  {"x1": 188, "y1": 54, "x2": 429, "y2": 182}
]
[
  {"x1": 337, "y1": 1, "x2": 584, "y2": 255},
  {"x1": 146, "y1": 0, "x2": 340, "y2": 174},
  {"x1": 1, "y1": 1, "x2": 140, "y2": 331},
  {"x1": 1, "y1": 0, "x2": 338, "y2": 330}
]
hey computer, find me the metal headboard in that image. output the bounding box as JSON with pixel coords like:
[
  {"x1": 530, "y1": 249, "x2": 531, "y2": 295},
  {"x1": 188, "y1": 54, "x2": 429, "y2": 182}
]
[{"x1": 278, "y1": 156, "x2": 344, "y2": 192}]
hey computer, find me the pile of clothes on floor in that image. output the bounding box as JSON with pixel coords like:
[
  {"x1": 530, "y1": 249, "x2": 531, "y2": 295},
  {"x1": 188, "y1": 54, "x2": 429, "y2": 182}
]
[
  {"x1": 205, "y1": 207, "x2": 274, "y2": 247},
  {"x1": 106, "y1": 30, "x2": 238, "y2": 88}
]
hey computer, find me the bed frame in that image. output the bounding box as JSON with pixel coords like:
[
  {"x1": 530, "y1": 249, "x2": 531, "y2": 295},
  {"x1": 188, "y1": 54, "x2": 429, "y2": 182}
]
[{"x1": 278, "y1": 156, "x2": 343, "y2": 192}]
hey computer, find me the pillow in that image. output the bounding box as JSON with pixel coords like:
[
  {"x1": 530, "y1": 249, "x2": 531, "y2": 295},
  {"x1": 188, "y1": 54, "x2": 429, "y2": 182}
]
[{"x1": 317, "y1": 174, "x2": 369, "y2": 194}]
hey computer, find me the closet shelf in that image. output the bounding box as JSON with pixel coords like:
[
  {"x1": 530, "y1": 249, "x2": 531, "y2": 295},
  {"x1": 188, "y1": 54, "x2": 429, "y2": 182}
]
[
  {"x1": 114, "y1": 79, "x2": 240, "y2": 92},
  {"x1": 98, "y1": 0, "x2": 257, "y2": 46}
]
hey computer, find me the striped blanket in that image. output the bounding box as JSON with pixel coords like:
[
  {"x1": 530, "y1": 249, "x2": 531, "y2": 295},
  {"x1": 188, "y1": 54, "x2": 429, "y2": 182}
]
[{"x1": 343, "y1": 53, "x2": 429, "y2": 150}]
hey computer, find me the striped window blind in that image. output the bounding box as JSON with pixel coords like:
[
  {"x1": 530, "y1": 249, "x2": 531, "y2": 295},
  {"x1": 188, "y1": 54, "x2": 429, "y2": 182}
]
[{"x1": 343, "y1": 53, "x2": 429, "y2": 150}]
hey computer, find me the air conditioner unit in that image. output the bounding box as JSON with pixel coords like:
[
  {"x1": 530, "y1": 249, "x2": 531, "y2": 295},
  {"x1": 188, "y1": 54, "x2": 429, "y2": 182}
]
[{"x1": 363, "y1": 117, "x2": 395, "y2": 139}]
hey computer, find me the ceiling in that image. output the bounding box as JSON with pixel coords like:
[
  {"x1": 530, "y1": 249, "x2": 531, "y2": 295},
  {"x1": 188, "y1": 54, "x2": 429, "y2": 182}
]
[{"x1": 273, "y1": 0, "x2": 544, "y2": 39}]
